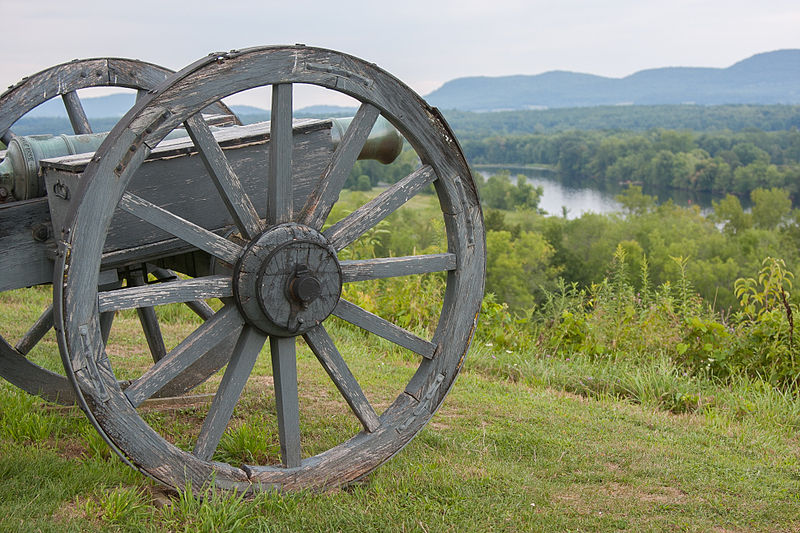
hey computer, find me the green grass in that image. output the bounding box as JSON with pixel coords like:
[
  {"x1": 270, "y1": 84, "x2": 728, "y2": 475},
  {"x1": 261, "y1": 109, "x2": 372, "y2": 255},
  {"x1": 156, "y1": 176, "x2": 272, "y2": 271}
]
[
  {"x1": 2, "y1": 322, "x2": 800, "y2": 532},
  {"x1": 2, "y1": 196, "x2": 800, "y2": 530}
]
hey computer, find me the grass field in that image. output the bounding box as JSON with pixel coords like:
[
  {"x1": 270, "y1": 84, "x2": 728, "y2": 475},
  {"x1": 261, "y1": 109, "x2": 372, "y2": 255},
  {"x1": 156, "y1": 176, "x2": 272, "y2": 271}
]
[
  {"x1": 2, "y1": 304, "x2": 799, "y2": 532},
  {"x1": 1, "y1": 184, "x2": 799, "y2": 531}
]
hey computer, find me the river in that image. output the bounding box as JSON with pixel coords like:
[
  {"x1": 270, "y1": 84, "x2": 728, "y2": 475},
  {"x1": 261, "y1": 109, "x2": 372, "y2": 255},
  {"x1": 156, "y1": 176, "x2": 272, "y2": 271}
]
[{"x1": 477, "y1": 166, "x2": 747, "y2": 219}]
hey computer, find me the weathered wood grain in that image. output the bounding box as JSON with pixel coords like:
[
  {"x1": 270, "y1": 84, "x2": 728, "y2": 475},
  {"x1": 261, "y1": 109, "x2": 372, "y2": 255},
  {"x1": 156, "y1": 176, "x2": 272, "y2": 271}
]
[
  {"x1": 14, "y1": 304, "x2": 54, "y2": 355},
  {"x1": 0, "y1": 57, "x2": 236, "y2": 139},
  {"x1": 268, "y1": 84, "x2": 294, "y2": 224},
  {"x1": 324, "y1": 165, "x2": 436, "y2": 251},
  {"x1": 99, "y1": 311, "x2": 115, "y2": 344},
  {"x1": 42, "y1": 120, "x2": 335, "y2": 262},
  {"x1": 332, "y1": 298, "x2": 437, "y2": 359},
  {"x1": 270, "y1": 336, "x2": 302, "y2": 468},
  {"x1": 0, "y1": 57, "x2": 243, "y2": 407},
  {"x1": 0, "y1": 335, "x2": 76, "y2": 403},
  {"x1": 0, "y1": 59, "x2": 169, "y2": 139},
  {"x1": 0, "y1": 198, "x2": 54, "y2": 291},
  {"x1": 124, "y1": 305, "x2": 244, "y2": 407},
  {"x1": 300, "y1": 103, "x2": 380, "y2": 229},
  {"x1": 193, "y1": 325, "x2": 266, "y2": 461},
  {"x1": 54, "y1": 46, "x2": 485, "y2": 493},
  {"x1": 126, "y1": 270, "x2": 167, "y2": 363},
  {"x1": 304, "y1": 325, "x2": 380, "y2": 432},
  {"x1": 61, "y1": 91, "x2": 92, "y2": 135},
  {"x1": 150, "y1": 267, "x2": 217, "y2": 320},
  {"x1": 184, "y1": 114, "x2": 263, "y2": 239},
  {"x1": 118, "y1": 192, "x2": 243, "y2": 264},
  {"x1": 340, "y1": 253, "x2": 457, "y2": 282},
  {"x1": 97, "y1": 275, "x2": 232, "y2": 312}
]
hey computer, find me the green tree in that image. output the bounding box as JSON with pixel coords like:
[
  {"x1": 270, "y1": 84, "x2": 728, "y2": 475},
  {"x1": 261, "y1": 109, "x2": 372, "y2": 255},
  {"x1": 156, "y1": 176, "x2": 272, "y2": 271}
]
[
  {"x1": 355, "y1": 174, "x2": 372, "y2": 191},
  {"x1": 751, "y1": 188, "x2": 792, "y2": 230},
  {"x1": 732, "y1": 142, "x2": 770, "y2": 166},
  {"x1": 485, "y1": 229, "x2": 557, "y2": 310},
  {"x1": 711, "y1": 194, "x2": 751, "y2": 235},
  {"x1": 615, "y1": 186, "x2": 656, "y2": 215},
  {"x1": 511, "y1": 175, "x2": 543, "y2": 210}
]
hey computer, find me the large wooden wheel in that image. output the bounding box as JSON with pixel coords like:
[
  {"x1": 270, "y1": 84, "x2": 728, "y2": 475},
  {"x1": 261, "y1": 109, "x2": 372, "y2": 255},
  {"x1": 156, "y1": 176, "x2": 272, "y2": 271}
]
[
  {"x1": 54, "y1": 46, "x2": 484, "y2": 491},
  {"x1": 0, "y1": 58, "x2": 235, "y2": 404}
]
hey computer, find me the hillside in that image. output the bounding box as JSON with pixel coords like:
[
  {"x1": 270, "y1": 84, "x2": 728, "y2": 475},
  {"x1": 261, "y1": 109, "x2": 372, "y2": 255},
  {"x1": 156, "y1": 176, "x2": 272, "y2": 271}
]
[{"x1": 426, "y1": 49, "x2": 800, "y2": 111}]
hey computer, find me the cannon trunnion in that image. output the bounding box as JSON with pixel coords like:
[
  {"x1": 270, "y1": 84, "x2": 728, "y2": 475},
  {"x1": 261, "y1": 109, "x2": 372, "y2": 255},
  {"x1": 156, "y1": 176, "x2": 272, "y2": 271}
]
[{"x1": 1, "y1": 46, "x2": 485, "y2": 493}]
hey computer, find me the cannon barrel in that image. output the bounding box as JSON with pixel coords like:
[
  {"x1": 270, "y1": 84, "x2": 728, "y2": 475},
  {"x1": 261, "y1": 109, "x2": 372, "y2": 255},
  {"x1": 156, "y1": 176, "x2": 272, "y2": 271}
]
[
  {"x1": 0, "y1": 133, "x2": 107, "y2": 201},
  {"x1": 0, "y1": 116, "x2": 403, "y2": 202},
  {"x1": 330, "y1": 116, "x2": 402, "y2": 164}
]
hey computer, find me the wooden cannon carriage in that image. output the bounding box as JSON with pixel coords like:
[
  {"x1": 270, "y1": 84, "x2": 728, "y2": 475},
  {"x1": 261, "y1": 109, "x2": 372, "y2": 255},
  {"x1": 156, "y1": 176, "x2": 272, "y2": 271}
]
[{"x1": 0, "y1": 46, "x2": 485, "y2": 492}]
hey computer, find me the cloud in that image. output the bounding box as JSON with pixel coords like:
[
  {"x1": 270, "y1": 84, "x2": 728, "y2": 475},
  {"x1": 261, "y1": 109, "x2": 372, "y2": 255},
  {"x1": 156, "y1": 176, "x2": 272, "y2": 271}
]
[{"x1": 2, "y1": 0, "x2": 798, "y2": 107}]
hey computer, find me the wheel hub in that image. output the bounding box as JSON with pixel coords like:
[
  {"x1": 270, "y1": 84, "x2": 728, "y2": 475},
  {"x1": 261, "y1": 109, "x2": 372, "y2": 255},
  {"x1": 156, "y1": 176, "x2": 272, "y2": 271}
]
[{"x1": 234, "y1": 223, "x2": 342, "y2": 336}]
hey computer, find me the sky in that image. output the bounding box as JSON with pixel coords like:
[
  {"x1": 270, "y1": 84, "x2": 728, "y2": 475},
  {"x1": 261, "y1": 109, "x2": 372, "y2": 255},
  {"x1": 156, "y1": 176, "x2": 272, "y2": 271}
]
[{"x1": 2, "y1": 0, "x2": 799, "y2": 110}]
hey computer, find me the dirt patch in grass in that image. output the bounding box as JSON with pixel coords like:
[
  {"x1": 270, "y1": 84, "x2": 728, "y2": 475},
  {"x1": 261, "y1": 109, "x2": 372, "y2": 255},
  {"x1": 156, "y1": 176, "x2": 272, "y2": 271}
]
[
  {"x1": 636, "y1": 485, "x2": 688, "y2": 504},
  {"x1": 52, "y1": 495, "x2": 93, "y2": 525},
  {"x1": 53, "y1": 438, "x2": 90, "y2": 460},
  {"x1": 555, "y1": 481, "x2": 690, "y2": 515}
]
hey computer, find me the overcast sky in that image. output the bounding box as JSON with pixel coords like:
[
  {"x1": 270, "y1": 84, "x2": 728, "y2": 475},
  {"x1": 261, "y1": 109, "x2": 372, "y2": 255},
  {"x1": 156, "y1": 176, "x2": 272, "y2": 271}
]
[{"x1": 2, "y1": 0, "x2": 799, "y2": 109}]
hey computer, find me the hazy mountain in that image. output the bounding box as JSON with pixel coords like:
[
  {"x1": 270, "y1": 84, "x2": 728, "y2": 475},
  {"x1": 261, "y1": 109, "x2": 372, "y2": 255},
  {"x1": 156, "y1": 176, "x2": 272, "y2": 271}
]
[
  {"x1": 229, "y1": 105, "x2": 268, "y2": 117},
  {"x1": 295, "y1": 105, "x2": 358, "y2": 117},
  {"x1": 24, "y1": 93, "x2": 136, "y2": 118},
  {"x1": 425, "y1": 50, "x2": 800, "y2": 111},
  {"x1": 15, "y1": 50, "x2": 800, "y2": 122},
  {"x1": 20, "y1": 96, "x2": 355, "y2": 121}
]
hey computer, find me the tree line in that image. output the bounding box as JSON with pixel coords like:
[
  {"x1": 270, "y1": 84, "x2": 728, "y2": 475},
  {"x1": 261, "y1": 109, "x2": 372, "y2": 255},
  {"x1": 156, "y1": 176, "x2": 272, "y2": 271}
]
[
  {"x1": 444, "y1": 104, "x2": 800, "y2": 139},
  {"x1": 462, "y1": 128, "x2": 800, "y2": 198}
]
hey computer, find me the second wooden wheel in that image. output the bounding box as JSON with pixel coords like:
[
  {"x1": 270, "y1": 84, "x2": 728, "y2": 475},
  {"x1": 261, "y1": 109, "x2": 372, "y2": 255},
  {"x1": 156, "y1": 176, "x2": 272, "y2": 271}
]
[
  {"x1": 55, "y1": 46, "x2": 485, "y2": 491},
  {"x1": 0, "y1": 58, "x2": 238, "y2": 404},
  {"x1": 0, "y1": 58, "x2": 189, "y2": 404}
]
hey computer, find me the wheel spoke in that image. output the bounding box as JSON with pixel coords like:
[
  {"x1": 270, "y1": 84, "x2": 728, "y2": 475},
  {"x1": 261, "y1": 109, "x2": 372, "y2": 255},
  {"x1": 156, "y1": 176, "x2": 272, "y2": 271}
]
[
  {"x1": 323, "y1": 165, "x2": 437, "y2": 251},
  {"x1": 62, "y1": 91, "x2": 92, "y2": 134},
  {"x1": 119, "y1": 192, "x2": 242, "y2": 264},
  {"x1": 303, "y1": 325, "x2": 380, "y2": 432},
  {"x1": 270, "y1": 336, "x2": 301, "y2": 468},
  {"x1": 126, "y1": 271, "x2": 167, "y2": 363},
  {"x1": 300, "y1": 103, "x2": 380, "y2": 229},
  {"x1": 194, "y1": 325, "x2": 266, "y2": 461},
  {"x1": 97, "y1": 275, "x2": 232, "y2": 312},
  {"x1": 184, "y1": 299, "x2": 215, "y2": 320},
  {"x1": 184, "y1": 113, "x2": 262, "y2": 239},
  {"x1": 97, "y1": 278, "x2": 122, "y2": 344},
  {"x1": 332, "y1": 299, "x2": 437, "y2": 359},
  {"x1": 341, "y1": 253, "x2": 457, "y2": 283},
  {"x1": 125, "y1": 305, "x2": 245, "y2": 407},
  {"x1": 15, "y1": 305, "x2": 54, "y2": 355},
  {"x1": 268, "y1": 83, "x2": 293, "y2": 225},
  {"x1": 99, "y1": 311, "x2": 115, "y2": 344},
  {"x1": 137, "y1": 305, "x2": 166, "y2": 362},
  {"x1": 149, "y1": 267, "x2": 216, "y2": 320}
]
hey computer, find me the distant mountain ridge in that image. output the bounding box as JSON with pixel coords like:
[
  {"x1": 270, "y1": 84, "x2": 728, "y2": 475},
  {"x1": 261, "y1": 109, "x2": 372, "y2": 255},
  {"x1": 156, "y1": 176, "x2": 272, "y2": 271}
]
[
  {"x1": 16, "y1": 50, "x2": 800, "y2": 119},
  {"x1": 22, "y1": 96, "x2": 351, "y2": 120},
  {"x1": 25, "y1": 93, "x2": 137, "y2": 118},
  {"x1": 425, "y1": 50, "x2": 800, "y2": 111}
]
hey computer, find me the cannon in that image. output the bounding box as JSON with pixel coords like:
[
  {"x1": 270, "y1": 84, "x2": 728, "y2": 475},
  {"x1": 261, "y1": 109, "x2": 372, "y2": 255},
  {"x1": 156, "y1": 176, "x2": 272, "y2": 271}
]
[
  {"x1": 1, "y1": 57, "x2": 401, "y2": 405},
  {"x1": 2, "y1": 46, "x2": 485, "y2": 492}
]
